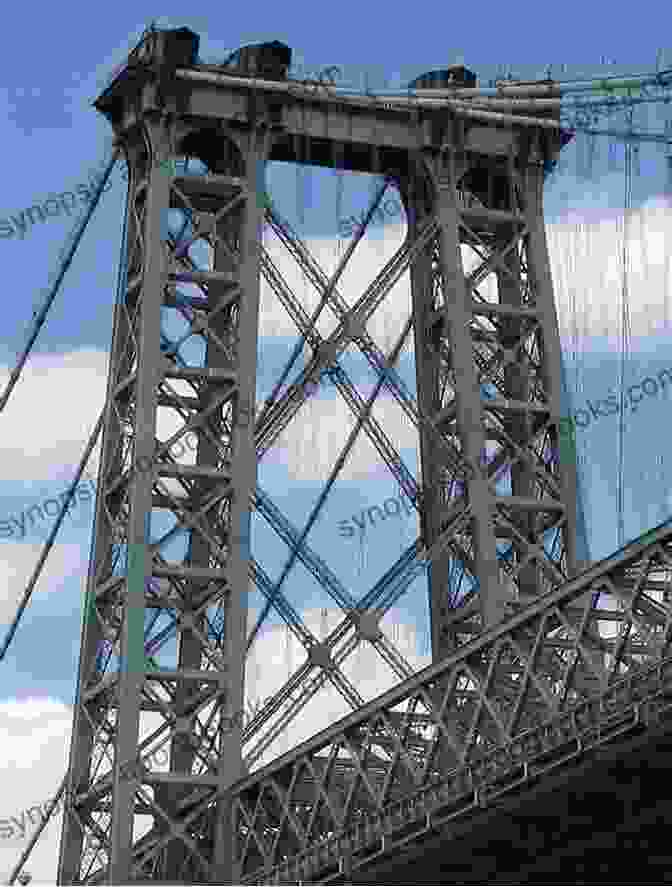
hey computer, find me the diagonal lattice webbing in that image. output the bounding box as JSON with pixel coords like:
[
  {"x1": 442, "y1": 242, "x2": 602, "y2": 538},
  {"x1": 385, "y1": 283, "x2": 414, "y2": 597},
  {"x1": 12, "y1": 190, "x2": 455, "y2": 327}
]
[{"x1": 231, "y1": 525, "x2": 672, "y2": 880}]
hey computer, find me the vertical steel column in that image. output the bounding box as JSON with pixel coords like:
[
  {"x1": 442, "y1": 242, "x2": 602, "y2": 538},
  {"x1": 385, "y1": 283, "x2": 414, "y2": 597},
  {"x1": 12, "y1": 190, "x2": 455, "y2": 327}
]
[
  {"x1": 212, "y1": 132, "x2": 269, "y2": 885},
  {"x1": 409, "y1": 219, "x2": 455, "y2": 658},
  {"x1": 57, "y1": 27, "x2": 279, "y2": 882},
  {"x1": 57, "y1": 141, "x2": 137, "y2": 886},
  {"x1": 430, "y1": 149, "x2": 505, "y2": 631},
  {"x1": 57, "y1": 128, "x2": 170, "y2": 884},
  {"x1": 108, "y1": 127, "x2": 173, "y2": 884},
  {"x1": 59, "y1": 123, "x2": 270, "y2": 883},
  {"x1": 407, "y1": 129, "x2": 577, "y2": 655},
  {"x1": 523, "y1": 141, "x2": 583, "y2": 576}
]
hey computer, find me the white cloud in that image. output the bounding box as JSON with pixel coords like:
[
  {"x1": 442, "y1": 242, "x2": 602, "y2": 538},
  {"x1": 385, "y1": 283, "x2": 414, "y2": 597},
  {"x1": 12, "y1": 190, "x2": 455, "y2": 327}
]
[
  {"x1": 548, "y1": 199, "x2": 672, "y2": 346},
  {"x1": 0, "y1": 543, "x2": 86, "y2": 626},
  {"x1": 0, "y1": 697, "x2": 71, "y2": 882},
  {"x1": 0, "y1": 349, "x2": 107, "y2": 483}
]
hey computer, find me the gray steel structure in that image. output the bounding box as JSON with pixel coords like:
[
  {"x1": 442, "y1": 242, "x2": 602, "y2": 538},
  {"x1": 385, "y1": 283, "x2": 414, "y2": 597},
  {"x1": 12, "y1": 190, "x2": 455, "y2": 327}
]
[
  {"x1": 57, "y1": 25, "x2": 583, "y2": 884},
  {"x1": 234, "y1": 518, "x2": 672, "y2": 883}
]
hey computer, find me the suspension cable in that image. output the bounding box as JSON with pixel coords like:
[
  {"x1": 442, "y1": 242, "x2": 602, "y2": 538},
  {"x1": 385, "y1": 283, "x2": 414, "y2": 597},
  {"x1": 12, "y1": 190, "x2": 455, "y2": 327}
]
[
  {"x1": 0, "y1": 162, "x2": 125, "y2": 656},
  {"x1": 6, "y1": 778, "x2": 66, "y2": 886},
  {"x1": 0, "y1": 143, "x2": 120, "y2": 413},
  {"x1": 0, "y1": 142, "x2": 122, "y2": 661}
]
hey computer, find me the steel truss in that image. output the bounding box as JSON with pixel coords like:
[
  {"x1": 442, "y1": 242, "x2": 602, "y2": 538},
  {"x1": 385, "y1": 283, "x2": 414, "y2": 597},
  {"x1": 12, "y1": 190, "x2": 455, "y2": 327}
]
[
  {"x1": 234, "y1": 521, "x2": 672, "y2": 883},
  {"x1": 58, "y1": 26, "x2": 584, "y2": 885}
]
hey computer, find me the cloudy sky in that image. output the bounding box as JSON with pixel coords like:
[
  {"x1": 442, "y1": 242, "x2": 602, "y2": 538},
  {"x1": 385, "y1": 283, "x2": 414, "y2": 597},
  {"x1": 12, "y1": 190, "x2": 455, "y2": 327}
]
[{"x1": 1, "y1": 0, "x2": 671, "y2": 881}]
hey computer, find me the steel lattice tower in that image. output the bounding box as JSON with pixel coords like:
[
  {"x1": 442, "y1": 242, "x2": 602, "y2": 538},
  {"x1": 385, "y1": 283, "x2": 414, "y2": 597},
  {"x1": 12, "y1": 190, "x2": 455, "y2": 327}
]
[{"x1": 57, "y1": 26, "x2": 581, "y2": 884}]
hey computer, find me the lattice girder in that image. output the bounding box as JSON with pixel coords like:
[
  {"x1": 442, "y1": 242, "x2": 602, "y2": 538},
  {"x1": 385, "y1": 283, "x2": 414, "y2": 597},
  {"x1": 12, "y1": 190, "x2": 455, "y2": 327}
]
[{"x1": 232, "y1": 527, "x2": 672, "y2": 882}]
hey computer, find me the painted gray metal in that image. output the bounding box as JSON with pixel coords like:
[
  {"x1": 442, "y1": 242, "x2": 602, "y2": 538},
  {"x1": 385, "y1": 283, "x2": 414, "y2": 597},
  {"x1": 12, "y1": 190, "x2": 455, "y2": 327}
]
[
  {"x1": 57, "y1": 25, "x2": 583, "y2": 885},
  {"x1": 233, "y1": 522, "x2": 672, "y2": 882}
]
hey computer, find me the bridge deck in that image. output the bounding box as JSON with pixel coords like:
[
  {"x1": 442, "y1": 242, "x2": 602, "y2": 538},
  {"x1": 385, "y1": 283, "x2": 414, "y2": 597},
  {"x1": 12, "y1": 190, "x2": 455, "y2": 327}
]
[
  {"x1": 343, "y1": 695, "x2": 672, "y2": 883},
  {"x1": 229, "y1": 518, "x2": 672, "y2": 883}
]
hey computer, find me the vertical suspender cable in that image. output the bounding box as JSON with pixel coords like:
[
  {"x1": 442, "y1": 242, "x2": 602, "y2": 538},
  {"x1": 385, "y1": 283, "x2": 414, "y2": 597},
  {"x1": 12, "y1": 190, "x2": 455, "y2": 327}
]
[
  {"x1": 616, "y1": 110, "x2": 633, "y2": 546},
  {"x1": 656, "y1": 116, "x2": 672, "y2": 522},
  {"x1": 334, "y1": 138, "x2": 344, "y2": 255}
]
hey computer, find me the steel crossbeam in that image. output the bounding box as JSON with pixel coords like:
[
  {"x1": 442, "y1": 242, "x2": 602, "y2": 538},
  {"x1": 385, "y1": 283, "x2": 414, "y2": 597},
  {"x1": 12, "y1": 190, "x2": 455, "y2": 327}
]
[
  {"x1": 256, "y1": 242, "x2": 419, "y2": 511},
  {"x1": 261, "y1": 206, "x2": 469, "y2": 489},
  {"x1": 254, "y1": 215, "x2": 441, "y2": 457}
]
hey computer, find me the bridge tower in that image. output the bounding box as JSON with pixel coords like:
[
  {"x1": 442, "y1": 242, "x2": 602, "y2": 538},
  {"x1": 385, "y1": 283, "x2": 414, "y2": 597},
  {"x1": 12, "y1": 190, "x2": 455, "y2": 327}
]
[{"x1": 57, "y1": 25, "x2": 579, "y2": 884}]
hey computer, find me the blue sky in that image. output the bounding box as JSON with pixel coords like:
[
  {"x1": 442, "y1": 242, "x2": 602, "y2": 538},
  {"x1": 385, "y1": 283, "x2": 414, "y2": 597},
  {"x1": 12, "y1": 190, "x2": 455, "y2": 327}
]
[{"x1": 1, "y1": 0, "x2": 672, "y2": 879}]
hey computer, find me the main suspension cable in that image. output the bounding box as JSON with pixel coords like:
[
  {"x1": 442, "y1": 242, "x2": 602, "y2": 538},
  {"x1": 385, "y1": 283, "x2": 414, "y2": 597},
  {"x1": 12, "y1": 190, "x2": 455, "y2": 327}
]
[{"x1": 0, "y1": 143, "x2": 120, "y2": 414}]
